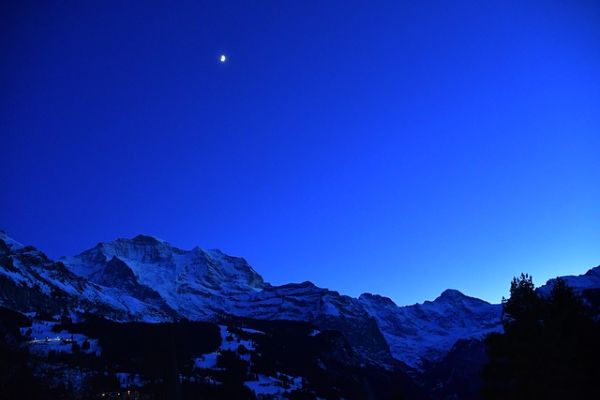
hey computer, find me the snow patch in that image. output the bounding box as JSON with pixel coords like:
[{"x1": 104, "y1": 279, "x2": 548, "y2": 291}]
[{"x1": 245, "y1": 373, "x2": 303, "y2": 396}]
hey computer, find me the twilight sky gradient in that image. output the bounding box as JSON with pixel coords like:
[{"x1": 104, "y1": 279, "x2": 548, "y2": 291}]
[{"x1": 2, "y1": 1, "x2": 599, "y2": 305}]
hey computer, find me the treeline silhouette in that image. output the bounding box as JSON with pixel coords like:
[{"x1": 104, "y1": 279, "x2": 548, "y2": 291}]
[{"x1": 482, "y1": 274, "x2": 600, "y2": 399}]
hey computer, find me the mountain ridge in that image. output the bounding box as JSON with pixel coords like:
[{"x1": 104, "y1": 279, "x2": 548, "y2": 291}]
[{"x1": 1, "y1": 231, "x2": 599, "y2": 371}]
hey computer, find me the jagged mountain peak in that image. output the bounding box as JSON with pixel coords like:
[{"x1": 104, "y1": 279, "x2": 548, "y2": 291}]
[
  {"x1": 433, "y1": 289, "x2": 467, "y2": 303},
  {"x1": 360, "y1": 287, "x2": 503, "y2": 369},
  {"x1": 130, "y1": 234, "x2": 165, "y2": 244},
  {"x1": 74, "y1": 235, "x2": 238, "y2": 271},
  {"x1": 61, "y1": 234, "x2": 267, "y2": 319},
  {"x1": 437, "y1": 288, "x2": 464, "y2": 298},
  {"x1": 431, "y1": 289, "x2": 493, "y2": 307},
  {"x1": 359, "y1": 293, "x2": 398, "y2": 308},
  {"x1": 0, "y1": 232, "x2": 172, "y2": 321},
  {"x1": 85, "y1": 235, "x2": 252, "y2": 270}
]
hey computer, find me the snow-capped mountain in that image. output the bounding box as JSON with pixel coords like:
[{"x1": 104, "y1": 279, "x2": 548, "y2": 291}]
[
  {"x1": 1, "y1": 231, "x2": 599, "y2": 372},
  {"x1": 61, "y1": 234, "x2": 265, "y2": 319},
  {"x1": 0, "y1": 232, "x2": 173, "y2": 322},
  {"x1": 359, "y1": 290, "x2": 501, "y2": 369},
  {"x1": 538, "y1": 266, "x2": 600, "y2": 297},
  {"x1": 60, "y1": 235, "x2": 394, "y2": 366}
]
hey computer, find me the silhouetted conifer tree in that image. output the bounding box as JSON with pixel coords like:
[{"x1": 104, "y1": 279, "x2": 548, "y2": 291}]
[{"x1": 482, "y1": 275, "x2": 600, "y2": 400}]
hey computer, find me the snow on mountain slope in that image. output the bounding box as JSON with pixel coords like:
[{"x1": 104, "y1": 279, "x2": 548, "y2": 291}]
[
  {"x1": 61, "y1": 235, "x2": 265, "y2": 319},
  {"x1": 0, "y1": 234, "x2": 172, "y2": 321},
  {"x1": 227, "y1": 281, "x2": 395, "y2": 366},
  {"x1": 62, "y1": 236, "x2": 377, "y2": 327},
  {"x1": 0, "y1": 232, "x2": 498, "y2": 368},
  {"x1": 537, "y1": 265, "x2": 600, "y2": 296},
  {"x1": 62, "y1": 237, "x2": 394, "y2": 366},
  {"x1": 229, "y1": 281, "x2": 362, "y2": 320},
  {"x1": 359, "y1": 290, "x2": 502, "y2": 369}
]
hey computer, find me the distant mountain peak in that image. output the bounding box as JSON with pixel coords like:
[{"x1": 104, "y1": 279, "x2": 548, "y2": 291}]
[
  {"x1": 435, "y1": 289, "x2": 466, "y2": 301},
  {"x1": 60, "y1": 234, "x2": 267, "y2": 320},
  {"x1": 130, "y1": 234, "x2": 165, "y2": 245}
]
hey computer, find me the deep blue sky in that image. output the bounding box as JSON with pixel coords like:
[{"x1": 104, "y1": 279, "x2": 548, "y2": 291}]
[{"x1": 2, "y1": 1, "x2": 599, "y2": 305}]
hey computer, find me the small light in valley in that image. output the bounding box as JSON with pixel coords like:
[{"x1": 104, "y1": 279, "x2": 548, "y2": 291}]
[{"x1": 220, "y1": 54, "x2": 227, "y2": 63}]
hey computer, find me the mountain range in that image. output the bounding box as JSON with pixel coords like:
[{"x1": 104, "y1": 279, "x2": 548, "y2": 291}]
[
  {"x1": 1, "y1": 231, "x2": 598, "y2": 398},
  {"x1": 3, "y1": 231, "x2": 598, "y2": 368}
]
